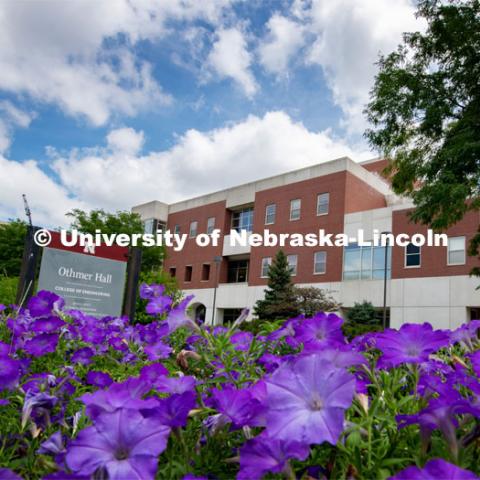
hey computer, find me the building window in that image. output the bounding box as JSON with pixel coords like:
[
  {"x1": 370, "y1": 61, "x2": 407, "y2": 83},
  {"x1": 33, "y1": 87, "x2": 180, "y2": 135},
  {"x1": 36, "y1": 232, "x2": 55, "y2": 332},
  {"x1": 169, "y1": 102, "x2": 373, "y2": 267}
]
[
  {"x1": 143, "y1": 218, "x2": 156, "y2": 234},
  {"x1": 343, "y1": 243, "x2": 391, "y2": 280},
  {"x1": 231, "y1": 208, "x2": 254, "y2": 232},
  {"x1": 447, "y1": 236, "x2": 466, "y2": 265},
  {"x1": 314, "y1": 251, "x2": 327, "y2": 274},
  {"x1": 207, "y1": 217, "x2": 215, "y2": 234},
  {"x1": 261, "y1": 257, "x2": 272, "y2": 277},
  {"x1": 405, "y1": 243, "x2": 421, "y2": 267},
  {"x1": 174, "y1": 224, "x2": 181, "y2": 235},
  {"x1": 222, "y1": 308, "x2": 243, "y2": 326},
  {"x1": 287, "y1": 254, "x2": 298, "y2": 275},
  {"x1": 265, "y1": 204, "x2": 276, "y2": 225},
  {"x1": 201, "y1": 264, "x2": 211, "y2": 281},
  {"x1": 227, "y1": 260, "x2": 249, "y2": 283},
  {"x1": 317, "y1": 193, "x2": 330, "y2": 215},
  {"x1": 189, "y1": 221, "x2": 198, "y2": 238},
  {"x1": 290, "y1": 199, "x2": 301, "y2": 221},
  {"x1": 184, "y1": 265, "x2": 193, "y2": 282},
  {"x1": 169, "y1": 267, "x2": 176, "y2": 278}
]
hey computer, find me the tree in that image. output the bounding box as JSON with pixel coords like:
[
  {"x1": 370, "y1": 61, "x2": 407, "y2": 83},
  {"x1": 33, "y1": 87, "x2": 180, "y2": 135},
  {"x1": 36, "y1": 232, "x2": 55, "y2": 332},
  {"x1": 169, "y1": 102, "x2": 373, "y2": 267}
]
[
  {"x1": 67, "y1": 209, "x2": 164, "y2": 272},
  {"x1": 0, "y1": 219, "x2": 27, "y2": 277},
  {"x1": 346, "y1": 301, "x2": 379, "y2": 326},
  {"x1": 293, "y1": 286, "x2": 341, "y2": 317},
  {"x1": 365, "y1": 0, "x2": 480, "y2": 263},
  {"x1": 253, "y1": 250, "x2": 299, "y2": 320}
]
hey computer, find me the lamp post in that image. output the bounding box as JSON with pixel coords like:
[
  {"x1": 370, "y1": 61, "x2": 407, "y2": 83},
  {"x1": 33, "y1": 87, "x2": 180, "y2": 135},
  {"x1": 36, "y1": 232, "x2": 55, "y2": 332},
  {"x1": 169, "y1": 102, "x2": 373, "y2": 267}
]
[
  {"x1": 381, "y1": 231, "x2": 390, "y2": 329},
  {"x1": 211, "y1": 255, "x2": 223, "y2": 325}
]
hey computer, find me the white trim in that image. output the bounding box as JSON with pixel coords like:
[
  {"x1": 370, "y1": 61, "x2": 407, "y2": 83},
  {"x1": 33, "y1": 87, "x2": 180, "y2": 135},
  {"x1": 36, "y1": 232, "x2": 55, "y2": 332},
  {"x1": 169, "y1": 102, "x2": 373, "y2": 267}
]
[
  {"x1": 447, "y1": 235, "x2": 466, "y2": 266},
  {"x1": 404, "y1": 243, "x2": 421, "y2": 268}
]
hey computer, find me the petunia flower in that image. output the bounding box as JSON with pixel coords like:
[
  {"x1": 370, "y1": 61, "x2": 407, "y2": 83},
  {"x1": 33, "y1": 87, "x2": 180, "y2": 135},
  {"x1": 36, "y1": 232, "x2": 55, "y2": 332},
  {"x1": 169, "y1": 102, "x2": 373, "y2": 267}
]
[
  {"x1": 0, "y1": 468, "x2": 23, "y2": 480},
  {"x1": 141, "y1": 391, "x2": 197, "y2": 428},
  {"x1": 265, "y1": 354, "x2": 355, "y2": 445},
  {"x1": 23, "y1": 333, "x2": 59, "y2": 356},
  {"x1": 86, "y1": 371, "x2": 113, "y2": 389},
  {"x1": 294, "y1": 312, "x2": 345, "y2": 348},
  {"x1": 154, "y1": 375, "x2": 196, "y2": 394},
  {"x1": 143, "y1": 341, "x2": 172, "y2": 361},
  {"x1": 65, "y1": 408, "x2": 170, "y2": 480},
  {"x1": 238, "y1": 434, "x2": 310, "y2": 480},
  {"x1": 71, "y1": 347, "x2": 95, "y2": 365},
  {"x1": 27, "y1": 290, "x2": 64, "y2": 317},
  {"x1": 31, "y1": 316, "x2": 65, "y2": 333},
  {"x1": 165, "y1": 296, "x2": 198, "y2": 333},
  {"x1": 390, "y1": 458, "x2": 479, "y2": 479},
  {"x1": 375, "y1": 323, "x2": 450, "y2": 367},
  {"x1": 146, "y1": 294, "x2": 173, "y2": 316},
  {"x1": 0, "y1": 355, "x2": 22, "y2": 390}
]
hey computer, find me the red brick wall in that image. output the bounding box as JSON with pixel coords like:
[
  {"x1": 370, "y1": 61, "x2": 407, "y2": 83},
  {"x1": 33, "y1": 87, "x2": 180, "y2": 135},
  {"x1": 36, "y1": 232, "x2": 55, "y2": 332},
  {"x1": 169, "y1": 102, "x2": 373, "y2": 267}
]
[
  {"x1": 391, "y1": 209, "x2": 480, "y2": 278},
  {"x1": 163, "y1": 201, "x2": 226, "y2": 289},
  {"x1": 361, "y1": 159, "x2": 390, "y2": 178},
  {"x1": 249, "y1": 172, "x2": 347, "y2": 285},
  {"x1": 344, "y1": 171, "x2": 387, "y2": 213}
]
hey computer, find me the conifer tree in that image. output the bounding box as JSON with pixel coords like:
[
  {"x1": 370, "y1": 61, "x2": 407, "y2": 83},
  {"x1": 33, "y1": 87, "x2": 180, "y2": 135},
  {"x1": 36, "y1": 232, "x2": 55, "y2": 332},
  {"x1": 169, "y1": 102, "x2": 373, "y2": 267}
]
[{"x1": 253, "y1": 250, "x2": 299, "y2": 320}]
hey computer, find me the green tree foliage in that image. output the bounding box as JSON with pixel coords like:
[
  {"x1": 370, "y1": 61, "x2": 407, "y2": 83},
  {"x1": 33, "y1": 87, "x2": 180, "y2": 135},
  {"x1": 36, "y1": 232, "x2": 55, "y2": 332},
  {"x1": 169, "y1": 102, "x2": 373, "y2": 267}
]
[
  {"x1": 0, "y1": 219, "x2": 27, "y2": 277},
  {"x1": 294, "y1": 286, "x2": 341, "y2": 317},
  {"x1": 346, "y1": 301, "x2": 379, "y2": 325},
  {"x1": 365, "y1": 0, "x2": 480, "y2": 261},
  {"x1": 67, "y1": 208, "x2": 164, "y2": 272},
  {"x1": 253, "y1": 250, "x2": 299, "y2": 320}
]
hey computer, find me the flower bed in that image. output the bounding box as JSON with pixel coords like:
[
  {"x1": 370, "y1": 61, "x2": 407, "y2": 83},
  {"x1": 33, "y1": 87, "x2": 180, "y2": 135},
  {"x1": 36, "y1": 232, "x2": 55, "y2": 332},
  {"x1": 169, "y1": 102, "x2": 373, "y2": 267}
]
[{"x1": 0, "y1": 286, "x2": 479, "y2": 479}]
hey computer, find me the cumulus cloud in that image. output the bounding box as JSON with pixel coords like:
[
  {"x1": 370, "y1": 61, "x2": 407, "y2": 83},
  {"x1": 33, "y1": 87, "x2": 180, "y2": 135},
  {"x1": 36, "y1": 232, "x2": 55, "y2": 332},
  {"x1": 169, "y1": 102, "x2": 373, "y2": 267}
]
[
  {"x1": 0, "y1": 0, "x2": 236, "y2": 125},
  {"x1": 0, "y1": 101, "x2": 35, "y2": 154},
  {"x1": 207, "y1": 28, "x2": 258, "y2": 97},
  {"x1": 0, "y1": 112, "x2": 371, "y2": 226},
  {"x1": 305, "y1": 0, "x2": 423, "y2": 133},
  {"x1": 258, "y1": 14, "x2": 305, "y2": 75}
]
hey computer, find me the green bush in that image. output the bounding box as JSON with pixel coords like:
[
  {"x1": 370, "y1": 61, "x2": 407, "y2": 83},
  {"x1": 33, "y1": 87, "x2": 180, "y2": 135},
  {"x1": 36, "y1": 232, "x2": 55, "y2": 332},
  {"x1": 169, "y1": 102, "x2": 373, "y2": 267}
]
[{"x1": 0, "y1": 276, "x2": 18, "y2": 306}]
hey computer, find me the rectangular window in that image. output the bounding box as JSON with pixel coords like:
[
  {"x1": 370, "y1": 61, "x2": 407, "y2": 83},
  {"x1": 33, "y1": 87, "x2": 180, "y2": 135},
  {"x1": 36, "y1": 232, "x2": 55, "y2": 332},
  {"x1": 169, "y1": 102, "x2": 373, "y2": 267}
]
[
  {"x1": 189, "y1": 221, "x2": 198, "y2": 238},
  {"x1": 227, "y1": 260, "x2": 249, "y2": 283},
  {"x1": 287, "y1": 254, "x2": 298, "y2": 275},
  {"x1": 169, "y1": 267, "x2": 176, "y2": 278},
  {"x1": 317, "y1": 193, "x2": 330, "y2": 215},
  {"x1": 265, "y1": 204, "x2": 276, "y2": 225},
  {"x1": 261, "y1": 257, "x2": 272, "y2": 277},
  {"x1": 201, "y1": 264, "x2": 211, "y2": 281},
  {"x1": 174, "y1": 224, "x2": 181, "y2": 235},
  {"x1": 448, "y1": 236, "x2": 466, "y2": 265},
  {"x1": 184, "y1": 265, "x2": 192, "y2": 282},
  {"x1": 143, "y1": 218, "x2": 157, "y2": 235},
  {"x1": 405, "y1": 243, "x2": 421, "y2": 267},
  {"x1": 207, "y1": 217, "x2": 215, "y2": 235},
  {"x1": 343, "y1": 243, "x2": 391, "y2": 281},
  {"x1": 231, "y1": 208, "x2": 254, "y2": 232},
  {"x1": 290, "y1": 199, "x2": 301, "y2": 221},
  {"x1": 314, "y1": 251, "x2": 327, "y2": 274}
]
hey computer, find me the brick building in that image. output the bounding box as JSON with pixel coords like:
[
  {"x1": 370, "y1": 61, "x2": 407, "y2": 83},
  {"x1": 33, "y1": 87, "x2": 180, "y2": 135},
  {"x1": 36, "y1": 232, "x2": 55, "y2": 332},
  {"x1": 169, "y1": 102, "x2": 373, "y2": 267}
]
[{"x1": 132, "y1": 156, "x2": 480, "y2": 329}]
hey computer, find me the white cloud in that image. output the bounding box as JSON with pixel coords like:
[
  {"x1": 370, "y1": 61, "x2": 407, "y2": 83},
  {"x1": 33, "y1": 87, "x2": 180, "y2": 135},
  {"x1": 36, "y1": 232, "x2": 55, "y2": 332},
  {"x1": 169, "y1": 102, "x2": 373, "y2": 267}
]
[
  {"x1": 0, "y1": 101, "x2": 35, "y2": 154},
  {"x1": 258, "y1": 14, "x2": 305, "y2": 75},
  {"x1": 207, "y1": 28, "x2": 258, "y2": 97},
  {"x1": 304, "y1": 0, "x2": 422, "y2": 133},
  {"x1": 0, "y1": 0, "x2": 236, "y2": 126},
  {"x1": 0, "y1": 112, "x2": 371, "y2": 226}
]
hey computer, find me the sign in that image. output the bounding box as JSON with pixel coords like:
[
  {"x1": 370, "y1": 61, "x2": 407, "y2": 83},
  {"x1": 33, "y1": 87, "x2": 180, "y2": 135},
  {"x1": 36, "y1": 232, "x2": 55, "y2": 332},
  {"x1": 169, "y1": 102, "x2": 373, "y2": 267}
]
[{"x1": 37, "y1": 231, "x2": 129, "y2": 317}]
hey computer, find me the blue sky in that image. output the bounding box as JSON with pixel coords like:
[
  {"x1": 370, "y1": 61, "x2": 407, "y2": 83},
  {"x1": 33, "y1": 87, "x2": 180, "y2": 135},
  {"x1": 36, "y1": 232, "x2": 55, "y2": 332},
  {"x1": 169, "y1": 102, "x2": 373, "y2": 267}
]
[{"x1": 0, "y1": 0, "x2": 422, "y2": 226}]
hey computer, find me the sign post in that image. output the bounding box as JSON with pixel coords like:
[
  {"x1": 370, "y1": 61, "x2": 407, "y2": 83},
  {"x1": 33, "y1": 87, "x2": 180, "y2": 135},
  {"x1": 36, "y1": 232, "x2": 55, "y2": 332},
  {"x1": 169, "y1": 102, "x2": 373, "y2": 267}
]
[{"x1": 16, "y1": 225, "x2": 41, "y2": 305}]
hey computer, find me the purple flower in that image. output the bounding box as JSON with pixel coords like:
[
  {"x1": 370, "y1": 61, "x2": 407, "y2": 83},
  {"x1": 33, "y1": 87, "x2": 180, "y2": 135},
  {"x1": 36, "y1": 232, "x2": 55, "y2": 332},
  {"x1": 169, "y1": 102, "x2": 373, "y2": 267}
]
[
  {"x1": 230, "y1": 331, "x2": 254, "y2": 351},
  {"x1": 139, "y1": 283, "x2": 165, "y2": 300},
  {"x1": 165, "y1": 296, "x2": 198, "y2": 333},
  {"x1": 66, "y1": 408, "x2": 170, "y2": 479},
  {"x1": 79, "y1": 326, "x2": 106, "y2": 344},
  {"x1": 140, "y1": 363, "x2": 169, "y2": 385},
  {"x1": 154, "y1": 375, "x2": 196, "y2": 394},
  {"x1": 31, "y1": 316, "x2": 65, "y2": 333},
  {"x1": 143, "y1": 341, "x2": 172, "y2": 361},
  {"x1": 375, "y1": 323, "x2": 450, "y2": 367},
  {"x1": 80, "y1": 377, "x2": 157, "y2": 420},
  {"x1": 86, "y1": 371, "x2": 113, "y2": 388},
  {"x1": 141, "y1": 391, "x2": 197, "y2": 428},
  {"x1": 24, "y1": 333, "x2": 59, "y2": 356},
  {"x1": 27, "y1": 290, "x2": 64, "y2": 317},
  {"x1": 146, "y1": 295, "x2": 173, "y2": 316},
  {"x1": 0, "y1": 468, "x2": 22, "y2": 480},
  {"x1": 390, "y1": 458, "x2": 478, "y2": 480},
  {"x1": 238, "y1": 435, "x2": 310, "y2": 480},
  {"x1": 71, "y1": 347, "x2": 95, "y2": 365},
  {"x1": 0, "y1": 355, "x2": 22, "y2": 390},
  {"x1": 209, "y1": 385, "x2": 264, "y2": 428},
  {"x1": 265, "y1": 354, "x2": 355, "y2": 445},
  {"x1": 294, "y1": 312, "x2": 345, "y2": 348}
]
